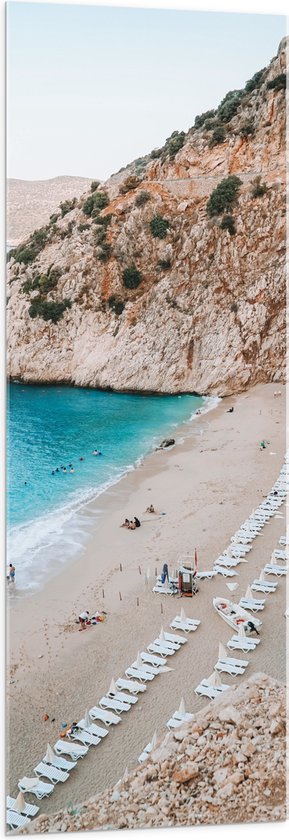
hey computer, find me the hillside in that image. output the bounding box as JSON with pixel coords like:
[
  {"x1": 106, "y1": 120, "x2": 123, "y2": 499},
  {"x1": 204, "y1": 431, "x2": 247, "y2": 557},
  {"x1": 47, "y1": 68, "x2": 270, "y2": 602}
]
[
  {"x1": 7, "y1": 40, "x2": 286, "y2": 396},
  {"x1": 20, "y1": 673, "x2": 286, "y2": 832},
  {"x1": 7, "y1": 176, "x2": 93, "y2": 246}
]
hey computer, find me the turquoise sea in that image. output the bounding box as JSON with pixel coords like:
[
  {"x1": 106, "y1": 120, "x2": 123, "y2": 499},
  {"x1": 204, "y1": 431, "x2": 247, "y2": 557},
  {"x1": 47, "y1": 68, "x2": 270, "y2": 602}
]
[{"x1": 7, "y1": 383, "x2": 211, "y2": 591}]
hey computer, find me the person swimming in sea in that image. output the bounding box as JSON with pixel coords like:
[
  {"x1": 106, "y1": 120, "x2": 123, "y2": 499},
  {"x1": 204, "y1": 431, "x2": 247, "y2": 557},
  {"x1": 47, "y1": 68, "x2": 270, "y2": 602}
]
[
  {"x1": 70, "y1": 468, "x2": 74, "y2": 473},
  {"x1": 93, "y1": 450, "x2": 102, "y2": 456},
  {"x1": 62, "y1": 467, "x2": 67, "y2": 473}
]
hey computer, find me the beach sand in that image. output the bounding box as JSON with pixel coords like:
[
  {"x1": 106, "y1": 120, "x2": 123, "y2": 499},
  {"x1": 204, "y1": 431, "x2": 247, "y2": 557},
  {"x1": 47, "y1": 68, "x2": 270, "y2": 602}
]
[{"x1": 6, "y1": 383, "x2": 287, "y2": 817}]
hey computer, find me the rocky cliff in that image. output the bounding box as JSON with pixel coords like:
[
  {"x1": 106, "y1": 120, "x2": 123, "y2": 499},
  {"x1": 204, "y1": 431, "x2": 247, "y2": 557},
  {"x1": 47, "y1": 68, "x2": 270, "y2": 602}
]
[
  {"x1": 7, "y1": 40, "x2": 286, "y2": 396},
  {"x1": 20, "y1": 673, "x2": 286, "y2": 832}
]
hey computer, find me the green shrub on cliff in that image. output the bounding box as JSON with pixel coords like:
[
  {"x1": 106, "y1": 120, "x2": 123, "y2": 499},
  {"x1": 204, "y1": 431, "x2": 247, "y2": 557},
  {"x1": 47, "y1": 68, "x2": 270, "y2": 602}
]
[
  {"x1": 122, "y1": 265, "x2": 143, "y2": 289},
  {"x1": 108, "y1": 296, "x2": 125, "y2": 315},
  {"x1": 135, "y1": 191, "x2": 151, "y2": 207},
  {"x1": 251, "y1": 176, "x2": 268, "y2": 198},
  {"x1": 220, "y1": 214, "x2": 236, "y2": 235},
  {"x1": 194, "y1": 110, "x2": 216, "y2": 128},
  {"x1": 206, "y1": 175, "x2": 242, "y2": 217},
  {"x1": 150, "y1": 215, "x2": 169, "y2": 239},
  {"x1": 217, "y1": 89, "x2": 244, "y2": 123},
  {"x1": 209, "y1": 125, "x2": 226, "y2": 147},
  {"x1": 60, "y1": 198, "x2": 76, "y2": 217},
  {"x1": 245, "y1": 68, "x2": 265, "y2": 92},
  {"x1": 83, "y1": 190, "x2": 109, "y2": 216},
  {"x1": 29, "y1": 297, "x2": 71, "y2": 323},
  {"x1": 267, "y1": 73, "x2": 286, "y2": 91}
]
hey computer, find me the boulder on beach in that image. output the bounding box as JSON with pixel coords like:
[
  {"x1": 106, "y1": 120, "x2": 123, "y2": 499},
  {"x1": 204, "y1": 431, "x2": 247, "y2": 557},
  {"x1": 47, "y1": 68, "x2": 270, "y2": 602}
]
[{"x1": 158, "y1": 438, "x2": 175, "y2": 450}]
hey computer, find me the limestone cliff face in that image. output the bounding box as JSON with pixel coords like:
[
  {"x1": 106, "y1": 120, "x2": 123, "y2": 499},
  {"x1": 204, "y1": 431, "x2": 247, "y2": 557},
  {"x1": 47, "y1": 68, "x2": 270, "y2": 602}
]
[{"x1": 7, "y1": 41, "x2": 286, "y2": 395}]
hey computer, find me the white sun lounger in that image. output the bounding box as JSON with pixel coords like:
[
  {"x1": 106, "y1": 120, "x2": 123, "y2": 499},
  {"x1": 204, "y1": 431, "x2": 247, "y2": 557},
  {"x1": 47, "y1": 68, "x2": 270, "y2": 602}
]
[
  {"x1": 264, "y1": 564, "x2": 288, "y2": 576},
  {"x1": 152, "y1": 636, "x2": 181, "y2": 650},
  {"x1": 18, "y1": 777, "x2": 54, "y2": 799},
  {"x1": 251, "y1": 580, "x2": 278, "y2": 593},
  {"x1": 6, "y1": 796, "x2": 39, "y2": 818},
  {"x1": 34, "y1": 761, "x2": 69, "y2": 784},
  {"x1": 125, "y1": 666, "x2": 155, "y2": 682},
  {"x1": 170, "y1": 616, "x2": 200, "y2": 632},
  {"x1": 194, "y1": 681, "x2": 230, "y2": 699},
  {"x1": 108, "y1": 689, "x2": 138, "y2": 704},
  {"x1": 214, "y1": 566, "x2": 239, "y2": 577},
  {"x1": 238, "y1": 598, "x2": 265, "y2": 612},
  {"x1": 147, "y1": 642, "x2": 176, "y2": 656},
  {"x1": 153, "y1": 585, "x2": 176, "y2": 595},
  {"x1": 6, "y1": 810, "x2": 31, "y2": 830},
  {"x1": 130, "y1": 660, "x2": 160, "y2": 675},
  {"x1": 273, "y1": 549, "x2": 288, "y2": 560},
  {"x1": 162, "y1": 631, "x2": 187, "y2": 645},
  {"x1": 77, "y1": 719, "x2": 109, "y2": 739},
  {"x1": 279, "y1": 536, "x2": 289, "y2": 546},
  {"x1": 116, "y1": 677, "x2": 146, "y2": 694},
  {"x1": 99, "y1": 696, "x2": 131, "y2": 713},
  {"x1": 54, "y1": 740, "x2": 88, "y2": 759},
  {"x1": 214, "y1": 660, "x2": 246, "y2": 676},
  {"x1": 214, "y1": 558, "x2": 241, "y2": 568},
  {"x1": 227, "y1": 636, "x2": 260, "y2": 653},
  {"x1": 166, "y1": 711, "x2": 194, "y2": 730},
  {"x1": 89, "y1": 706, "x2": 122, "y2": 725},
  {"x1": 219, "y1": 654, "x2": 249, "y2": 667},
  {"x1": 196, "y1": 570, "x2": 217, "y2": 580},
  {"x1": 140, "y1": 651, "x2": 167, "y2": 666},
  {"x1": 138, "y1": 736, "x2": 157, "y2": 764},
  {"x1": 68, "y1": 729, "x2": 101, "y2": 747},
  {"x1": 43, "y1": 751, "x2": 76, "y2": 772}
]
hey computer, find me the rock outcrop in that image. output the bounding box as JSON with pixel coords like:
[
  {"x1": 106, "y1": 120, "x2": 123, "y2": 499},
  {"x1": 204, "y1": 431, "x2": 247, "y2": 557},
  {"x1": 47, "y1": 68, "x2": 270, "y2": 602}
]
[
  {"x1": 20, "y1": 673, "x2": 286, "y2": 832},
  {"x1": 7, "y1": 41, "x2": 286, "y2": 396}
]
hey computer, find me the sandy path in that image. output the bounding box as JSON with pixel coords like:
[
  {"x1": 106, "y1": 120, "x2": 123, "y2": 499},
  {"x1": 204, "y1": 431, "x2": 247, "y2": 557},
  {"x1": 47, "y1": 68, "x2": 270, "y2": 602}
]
[{"x1": 6, "y1": 383, "x2": 286, "y2": 816}]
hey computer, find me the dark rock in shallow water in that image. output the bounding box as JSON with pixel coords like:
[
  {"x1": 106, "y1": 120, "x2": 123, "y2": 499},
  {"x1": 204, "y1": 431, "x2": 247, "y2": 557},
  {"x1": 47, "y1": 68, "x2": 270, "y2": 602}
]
[{"x1": 158, "y1": 438, "x2": 175, "y2": 449}]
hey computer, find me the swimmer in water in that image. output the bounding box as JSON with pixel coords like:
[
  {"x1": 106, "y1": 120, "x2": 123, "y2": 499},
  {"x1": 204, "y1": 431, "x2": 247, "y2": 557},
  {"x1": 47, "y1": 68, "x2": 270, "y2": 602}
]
[
  {"x1": 79, "y1": 457, "x2": 84, "y2": 461},
  {"x1": 55, "y1": 468, "x2": 59, "y2": 473},
  {"x1": 63, "y1": 467, "x2": 67, "y2": 474},
  {"x1": 52, "y1": 470, "x2": 55, "y2": 475},
  {"x1": 70, "y1": 468, "x2": 74, "y2": 473},
  {"x1": 93, "y1": 450, "x2": 102, "y2": 456}
]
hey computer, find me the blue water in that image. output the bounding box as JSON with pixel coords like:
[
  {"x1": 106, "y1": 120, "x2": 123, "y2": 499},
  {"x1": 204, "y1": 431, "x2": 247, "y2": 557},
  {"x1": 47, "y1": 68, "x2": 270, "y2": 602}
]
[{"x1": 7, "y1": 383, "x2": 208, "y2": 590}]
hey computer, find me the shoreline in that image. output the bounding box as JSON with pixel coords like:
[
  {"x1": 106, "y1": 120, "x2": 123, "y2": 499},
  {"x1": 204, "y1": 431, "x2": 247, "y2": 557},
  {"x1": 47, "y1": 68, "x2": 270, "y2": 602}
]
[
  {"x1": 7, "y1": 382, "x2": 286, "y2": 816},
  {"x1": 8, "y1": 393, "x2": 219, "y2": 595}
]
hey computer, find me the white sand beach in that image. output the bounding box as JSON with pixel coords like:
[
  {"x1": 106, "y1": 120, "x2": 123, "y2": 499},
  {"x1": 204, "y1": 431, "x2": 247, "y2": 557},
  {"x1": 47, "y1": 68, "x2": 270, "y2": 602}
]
[{"x1": 6, "y1": 383, "x2": 287, "y2": 816}]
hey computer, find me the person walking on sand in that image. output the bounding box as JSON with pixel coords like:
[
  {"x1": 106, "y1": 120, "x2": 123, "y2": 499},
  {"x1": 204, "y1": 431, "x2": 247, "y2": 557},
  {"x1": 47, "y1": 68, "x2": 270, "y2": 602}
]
[{"x1": 9, "y1": 564, "x2": 15, "y2": 583}]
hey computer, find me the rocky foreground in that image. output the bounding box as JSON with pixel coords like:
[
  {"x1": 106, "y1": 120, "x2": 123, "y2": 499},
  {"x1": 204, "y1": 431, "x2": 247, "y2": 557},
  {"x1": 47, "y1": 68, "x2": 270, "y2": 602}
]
[{"x1": 21, "y1": 673, "x2": 287, "y2": 833}]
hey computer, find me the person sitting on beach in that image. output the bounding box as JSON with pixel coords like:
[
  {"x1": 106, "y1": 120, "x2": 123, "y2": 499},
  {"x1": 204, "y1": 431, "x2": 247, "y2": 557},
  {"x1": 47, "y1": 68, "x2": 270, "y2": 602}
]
[
  {"x1": 247, "y1": 620, "x2": 260, "y2": 636},
  {"x1": 134, "y1": 516, "x2": 141, "y2": 528},
  {"x1": 78, "y1": 610, "x2": 89, "y2": 630},
  {"x1": 128, "y1": 520, "x2": 136, "y2": 530},
  {"x1": 146, "y1": 504, "x2": 155, "y2": 513},
  {"x1": 226, "y1": 407, "x2": 234, "y2": 413},
  {"x1": 121, "y1": 518, "x2": 130, "y2": 528}
]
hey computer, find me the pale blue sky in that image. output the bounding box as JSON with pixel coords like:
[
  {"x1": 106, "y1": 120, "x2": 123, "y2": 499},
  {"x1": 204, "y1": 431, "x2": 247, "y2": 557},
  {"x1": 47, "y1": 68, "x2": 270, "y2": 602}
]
[{"x1": 6, "y1": 2, "x2": 286, "y2": 181}]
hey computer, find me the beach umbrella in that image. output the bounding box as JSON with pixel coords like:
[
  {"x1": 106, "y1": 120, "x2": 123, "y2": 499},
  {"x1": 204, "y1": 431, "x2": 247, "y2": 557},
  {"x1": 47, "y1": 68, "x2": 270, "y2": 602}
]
[
  {"x1": 150, "y1": 731, "x2": 158, "y2": 750},
  {"x1": 238, "y1": 622, "x2": 246, "y2": 638},
  {"x1": 159, "y1": 627, "x2": 166, "y2": 643},
  {"x1": 123, "y1": 766, "x2": 129, "y2": 782},
  {"x1": 14, "y1": 792, "x2": 26, "y2": 814},
  {"x1": 83, "y1": 709, "x2": 93, "y2": 728},
  {"x1": 136, "y1": 652, "x2": 143, "y2": 669},
  {"x1": 226, "y1": 582, "x2": 239, "y2": 592},
  {"x1": 178, "y1": 697, "x2": 186, "y2": 716},
  {"x1": 245, "y1": 585, "x2": 253, "y2": 600},
  {"x1": 271, "y1": 553, "x2": 277, "y2": 565},
  {"x1": 180, "y1": 607, "x2": 187, "y2": 623},
  {"x1": 218, "y1": 642, "x2": 228, "y2": 661},
  {"x1": 108, "y1": 678, "x2": 117, "y2": 696},
  {"x1": 44, "y1": 743, "x2": 56, "y2": 764},
  {"x1": 207, "y1": 671, "x2": 221, "y2": 687},
  {"x1": 259, "y1": 568, "x2": 265, "y2": 582}
]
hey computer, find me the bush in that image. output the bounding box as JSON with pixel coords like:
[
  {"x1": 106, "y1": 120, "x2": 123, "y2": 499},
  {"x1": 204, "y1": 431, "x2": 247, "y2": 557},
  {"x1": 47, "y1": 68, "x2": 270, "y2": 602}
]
[
  {"x1": 163, "y1": 130, "x2": 186, "y2": 160},
  {"x1": 90, "y1": 180, "x2": 100, "y2": 192},
  {"x1": 194, "y1": 110, "x2": 216, "y2": 129},
  {"x1": 59, "y1": 198, "x2": 76, "y2": 217},
  {"x1": 122, "y1": 265, "x2": 143, "y2": 289},
  {"x1": 108, "y1": 296, "x2": 125, "y2": 315},
  {"x1": 150, "y1": 215, "x2": 169, "y2": 239},
  {"x1": 22, "y1": 278, "x2": 39, "y2": 294},
  {"x1": 231, "y1": 302, "x2": 238, "y2": 313},
  {"x1": 83, "y1": 191, "x2": 109, "y2": 216},
  {"x1": 251, "y1": 176, "x2": 268, "y2": 198},
  {"x1": 49, "y1": 213, "x2": 59, "y2": 224},
  {"x1": 78, "y1": 223, "x2": 90, "y2": 232},
  {"x1": 220, "y1": 214, "x2": 236, "y2": 235},
  {"x1": 150, "y1": 148, "x2": 162, "y2": 159},
  {"x1": 119, "y1": 175, "x2": 141, "y2": 195},
  {"x1": 135, "y1": 191, "x2": 151, "y2": 207},
  {"x1": 33, "y1": 227, "x2": 48, "y2": 247},
  {"x1": 267, "y1": 73, "x2": 286, "y2": 91},
  {"x1": 95, "y1": 227, "x2": 107, "y2": 245},
  {"x1": 209, "y1": 125, "x2": 226, "y2": 147},
  {"x1": 13, "y1": 244, "x2": 38, "y2": 264},
  {"x1": 239, "y1": 120, "x2": 255, "y2": 138},
  {"x1": 217, "y1": 90, "x2": 244, "y2": 123},
  {"x1": 158, "y1": 259, "x2": 171, "y2": 270},
  {"x1": 98, "y1": 243, "x2": 112, "y2": 262},
  {"x1": 245, "y1": 68, "x2": 265, "y2": 93},
  {"x1": 206, "y1": 175, "x2": 242, "y2": 217},
  {"x1": 93, "y1": 214, "x2": 112, "y2": 227},
  {"x1": 28, "y1": 297, "x2": 71, "y2": 323},
  {"x1": 204, "y1": 118, "x2": 217, "y2": 130}
]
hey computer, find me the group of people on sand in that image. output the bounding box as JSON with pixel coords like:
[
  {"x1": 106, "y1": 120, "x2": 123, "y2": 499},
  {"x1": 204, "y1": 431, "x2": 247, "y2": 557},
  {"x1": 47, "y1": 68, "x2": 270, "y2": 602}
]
[
  {"x1": 78, "y1": 610, "x2": 106, "y2": 630},
  {"x1": 121, "y1": 516, "x2": 141, "y2": 530},
  {"x1": 51, "y1": 449, "x2": 102, "y2": 475}
]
